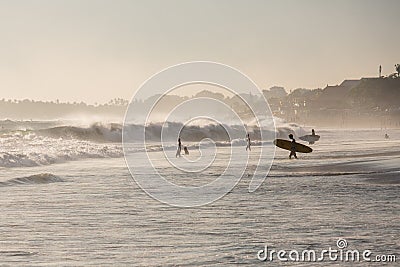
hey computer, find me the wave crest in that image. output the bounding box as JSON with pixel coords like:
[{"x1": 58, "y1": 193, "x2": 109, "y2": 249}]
[{"x1": 0, "y1": 173, "x2": 63, "y2": 187}]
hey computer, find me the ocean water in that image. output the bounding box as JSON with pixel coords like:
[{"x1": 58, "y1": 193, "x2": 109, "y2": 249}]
[{"x1": 0, "y1": 123, "x2": 399, "y2": 266}]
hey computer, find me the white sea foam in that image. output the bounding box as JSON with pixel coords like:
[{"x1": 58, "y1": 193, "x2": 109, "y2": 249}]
[
  {"x1": 0, "y1": 120, "x2": 305, "y2": 168},
  {"x1": 0, "y1": 130, "x2": 123, "y2": 168}
]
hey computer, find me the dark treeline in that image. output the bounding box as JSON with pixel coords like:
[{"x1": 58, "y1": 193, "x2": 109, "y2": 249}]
[
  {"x1": 0, "y1": 98, "x2": 128, "y2": 120},
  {"x1": 267, "y1": 76, "x2": 400, "y2": 127},
  {"x1": 1, "y1": 76, "x2": 400, "y2": 127}
]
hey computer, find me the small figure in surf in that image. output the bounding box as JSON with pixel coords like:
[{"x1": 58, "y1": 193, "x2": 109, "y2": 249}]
[
  {"x1": 246, "y1": 133, "x2": 251, "y2": 151},
  {"x1": 308, "y1": 129, "x2": 317, "y2": 144},
  {"x1": 385, "y1": 133, "x2": 389, "y2": 139},
  {"x1": 289, "y1": 134, "x2": 298, "y2": 159},
  {"x1": 183, "y1": 146, "x2": 189, "y2": 155},
  {"x1": 176, "y1": 137, "x2": 182, "y2": 157}
]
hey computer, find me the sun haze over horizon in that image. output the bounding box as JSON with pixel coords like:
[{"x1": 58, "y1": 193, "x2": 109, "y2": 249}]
[{"x1": 1, "y1": 0, "x2": 399, "y2": 104}]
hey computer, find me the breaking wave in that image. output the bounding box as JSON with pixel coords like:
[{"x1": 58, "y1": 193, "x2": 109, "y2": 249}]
[
  {"x1": 0, "y1": 173, "x2": 63, "y2": 187},
  {"x1": 0, "y1": 129, "x2": 123, "y2": 168},
  {"x1": 1, "y1": 120, "x2": 304, "y2": 143},
  {"x1": 35, "y1": 123, "x2": 122, "y2": 142},
  {"x1": 0, "y1": 120, "x2": 305, "y2": 168}
]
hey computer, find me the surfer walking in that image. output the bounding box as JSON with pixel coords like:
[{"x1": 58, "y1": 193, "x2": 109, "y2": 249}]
[
  {"x1": 176, "y1": 137, "x2": 182, "y2": 157},
  {"x1": 246, "y1": 133, "x2": 251, "y2": 151},
  {"x1": 289, "y1": 134, "x2": 298, "y2": 159}
]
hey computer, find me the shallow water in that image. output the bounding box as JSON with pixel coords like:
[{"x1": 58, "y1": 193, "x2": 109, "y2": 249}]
[{"x1": 0, "y1": 129, "x2": 399, "y2": 266}]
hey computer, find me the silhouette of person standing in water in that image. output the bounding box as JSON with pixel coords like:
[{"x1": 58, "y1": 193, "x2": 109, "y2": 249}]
[
  {"x1": 183, "y1": 146, "x2": 189, "y2": 155},
  {"x1": 311, "y1": 129, "x2": 316, "y2": 136},
  {"x1": 246, "y1": 133, "x2": 251, "y2": 151},
  {"x1": 176, "y1": 137, "x2": 182, "y2": 157},
  {"x1": 289, "y1": 134, "x2": 298, "y2": 159}
]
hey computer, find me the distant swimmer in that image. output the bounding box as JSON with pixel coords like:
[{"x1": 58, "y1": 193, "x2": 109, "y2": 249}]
[
  {"x1": 385, "y1": 133, "x2": 390, "y2": 139},
  {"x1": 246, "y1": 133, "x2": 251, "y2": 151},
  {"x1": 176, "y1": 137, "x2": 182, "y2": 157},
  {"x1": 183, "y1": 146, "x2": 189, "y2": 155},
  {"x1": 289, "y1": 134, "x2": 298, "y2": 159}
]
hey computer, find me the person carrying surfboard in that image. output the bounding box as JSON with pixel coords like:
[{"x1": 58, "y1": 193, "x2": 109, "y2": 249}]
[
  {"x1": 246, "y1": 133, "x2": 251, "y2": 151},
  {"x1": 288, "y1": 134, "x2": 298, "y2": 159}
]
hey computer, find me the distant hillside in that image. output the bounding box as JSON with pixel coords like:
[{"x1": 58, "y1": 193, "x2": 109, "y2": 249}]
[
  {"x1": 314, "y1": 80, "x2": 360, "y2": 109},
  {"x1": 349, "y1": 78, "x2": 400, "y2": 110},
  {"x1": 265, "y1": 77, "x2": 400, "y2": 127}
]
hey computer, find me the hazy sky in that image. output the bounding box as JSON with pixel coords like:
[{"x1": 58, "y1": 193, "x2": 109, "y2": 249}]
[{"x1": 1, "y1": 0, "x2": 399, "y2": 103}]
